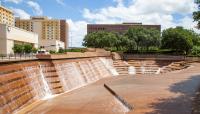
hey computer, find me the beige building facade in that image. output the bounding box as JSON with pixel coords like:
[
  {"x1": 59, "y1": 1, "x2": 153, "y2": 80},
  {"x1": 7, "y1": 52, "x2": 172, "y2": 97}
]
[
  {"x1": 15, "y1": 17, "x2": 68, "y2": 50},
  {"x1": 40, "y1": 39, "x2": 65, "y2": 52},
  {"x1": 0, "y1": 5, "x2": 14, "y2": 26},
  {"x1": 0, "y1": 24, "x2": 38, "y2": 55}
]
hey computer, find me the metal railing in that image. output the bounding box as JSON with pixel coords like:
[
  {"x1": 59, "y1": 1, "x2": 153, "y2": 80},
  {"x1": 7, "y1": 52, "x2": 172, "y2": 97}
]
[{"x1": 0, "y1": 54, "x2": 37, "y2": 62}]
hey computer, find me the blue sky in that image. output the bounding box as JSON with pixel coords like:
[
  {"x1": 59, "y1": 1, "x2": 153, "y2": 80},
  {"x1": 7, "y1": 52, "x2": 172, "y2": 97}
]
[{"x1": 2, "y1": 0, "x2": 199, "y2": 47}]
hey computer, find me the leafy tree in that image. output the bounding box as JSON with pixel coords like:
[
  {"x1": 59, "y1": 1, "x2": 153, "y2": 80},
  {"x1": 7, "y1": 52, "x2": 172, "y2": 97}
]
[
  {"x1": 13, "y1": 44, "x2": 24, "y2": 54},
  {"x1": 189, "y1": 29, "x2": 200, "y2": 46},
  {"x1": 114, "y1": 34, "x2": 132, "y2": 51},
  {"x1": 125, "y1": 27, "x2": 161, "y2": 51},
  {"x1": 32, "y1": 48, "x2": 38, "y2": 53},
  {"x1": 24, "y1": 44, "x2": 33, "y2": 53},
  {"x1": 161, "y1": 27, "x2": 193, "y2": 54},
  {"x1": 193, "y1": 0, "x2": 200, "y2": 28},
  {"x1": 83, "y1": 31, "x2": 118, "y2": 48},
  {"x1": 191, "y1": 46, "x2": 200, "y2": 56}
]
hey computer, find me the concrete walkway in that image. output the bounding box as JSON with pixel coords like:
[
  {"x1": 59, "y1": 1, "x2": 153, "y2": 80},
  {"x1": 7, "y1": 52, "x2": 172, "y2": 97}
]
[{"x1": 21, "y1": 63, "x2": 200, "y2": 114}]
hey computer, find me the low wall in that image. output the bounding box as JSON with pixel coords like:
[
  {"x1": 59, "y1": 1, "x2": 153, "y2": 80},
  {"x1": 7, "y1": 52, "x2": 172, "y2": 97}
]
[
  {"x1": 124, "y1": 54, "x2": 200, "y2": 62},
  {"x1": 36, "y1": 51, "x2": 111, "y2": 60},
  {"x1": 124, "y1": 54, "x2": 185, "y2": 61}
]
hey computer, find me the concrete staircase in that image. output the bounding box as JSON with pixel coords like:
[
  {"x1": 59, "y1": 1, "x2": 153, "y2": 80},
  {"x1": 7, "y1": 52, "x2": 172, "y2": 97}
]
[
  {"x1": 113, "y1": 60, "x2": 129, "y2": 76},
  {"x1": 128, "y1": 60, "x2": 161, "y2": 74},
  {"x1": 113, "y1": 60, "x2": 190, "y2": 75},
  {"x1": 160, "y1": 61, "x2": 190, "y2": 73}
]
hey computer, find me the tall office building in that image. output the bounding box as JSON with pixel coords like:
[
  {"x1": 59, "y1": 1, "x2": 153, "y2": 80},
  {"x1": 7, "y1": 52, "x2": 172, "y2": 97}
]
[
  {"x1": 0, "y1": 5, "x2": 14, "y2": 26},
  {"x1": 15, "y1": 17, "x2": 69, "y2": 51},
  {"x1": 87, "y1": 22, "x2": 161, "y2": 34}
]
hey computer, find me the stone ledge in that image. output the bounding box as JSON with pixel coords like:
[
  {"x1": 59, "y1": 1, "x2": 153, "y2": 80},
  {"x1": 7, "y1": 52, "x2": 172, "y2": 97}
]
[{"x1": 36, "y1": 52, "x2": 111, "y2": 60}]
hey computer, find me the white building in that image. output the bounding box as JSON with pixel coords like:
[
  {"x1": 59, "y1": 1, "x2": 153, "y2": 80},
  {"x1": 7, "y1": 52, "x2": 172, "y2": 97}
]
[
  {"x1": 40, "y1": 39, "x2": 65, "y2": 52},
  {"x1": 0, "y1": 24, "x2": 38, "y2": 55}
]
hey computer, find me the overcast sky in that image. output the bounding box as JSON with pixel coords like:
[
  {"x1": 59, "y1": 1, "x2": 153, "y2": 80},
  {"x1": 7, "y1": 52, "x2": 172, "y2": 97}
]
[{"x1": 2, "y1": 0, "x2": 199, "y2": 47}]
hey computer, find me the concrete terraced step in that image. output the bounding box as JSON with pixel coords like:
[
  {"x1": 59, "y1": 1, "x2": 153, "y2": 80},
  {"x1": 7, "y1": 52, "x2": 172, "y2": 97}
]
[{"x1": 113, "y1": 60, "x2": 130, "y2": 75}]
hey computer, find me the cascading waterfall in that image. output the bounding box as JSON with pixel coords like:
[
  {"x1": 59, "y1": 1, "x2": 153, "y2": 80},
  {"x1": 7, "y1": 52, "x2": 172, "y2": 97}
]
[
  {"x1": 100, "y1": 58, "x2": 119, "y2": 76},
  {"x1": 23, "y1": 66, "x2": 52, "y2": 99},
  {"x1": 128, "y1": 66, "x2": 136, "y2": 75},
  {"x1": 141, "y1": 66, "x2": 145, "y2": 74},
  {"x1": 156, "y1": 68, "x2": 161, "y2": 74},
  {"x1": 39, "y1": 65, "x2": 52, "y2": 99},
  {"x1": 55, "y1": 62, "x2": 86, "y2": 91},
  {"x1": 54, "y1": 58, "x2": 114, "y2": 94}
]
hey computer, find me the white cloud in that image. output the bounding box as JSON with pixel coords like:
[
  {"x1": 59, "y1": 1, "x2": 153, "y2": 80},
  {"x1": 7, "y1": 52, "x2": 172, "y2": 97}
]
[
  {"x1": 11, "y1": 8, "x2": 30, "y2": 19},
  {"x1": 27, "y1": 1, "x2": 43, "y2": 15},
  {"x1": 83, "y1": 0, "x2": 197, "y2": 30},
  {"x1": 4, "y1": 0, "x2": 22, "y2": 4},
  {"x1": 67, "y1": 19, "x2": 88, "y2": 47},
  {"x1": 177, "y1": 16, "x2": 199, "y2": 33},
  {"x1": 56, "y1": 0, "x2": 65, "y2": 6}
]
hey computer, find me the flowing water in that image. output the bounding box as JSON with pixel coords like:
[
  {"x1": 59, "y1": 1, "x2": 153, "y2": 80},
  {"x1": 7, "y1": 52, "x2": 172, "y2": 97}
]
[
  {"x1": 129, "y1": 66, "x2": 136, "y2": 75},
  {"x1": 39, "y1": 65, "x2": 52, "y2": 99},
  {"x1": 23, "y1": 66, "x2": 52, "y2": 99}
]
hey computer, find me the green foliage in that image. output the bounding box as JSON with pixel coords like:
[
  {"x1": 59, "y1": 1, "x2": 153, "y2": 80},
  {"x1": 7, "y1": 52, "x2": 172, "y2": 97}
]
[
  {"x1": 24, "y1": 44, "x2": 33, "y2": 53},
  {"x1": 49, "y1": 48, "x2": 86, "y2": 54},
  {"x1": 13, "y1": 44, "x2": 36, "y2": 54},
  {"x1": 13, "y1": 44, "x2": 24, "y2": 54},
  {"x1": 193, "y1": 1, "x2": 200, "y2": 28},
  {"x1": 49, "y1": 50, "x2": 56, "y2": 54},
  {"x1": 193, "y1": 11, "x2": 200, "y2": 28},
  {"x1": 125, "y1": 27, "x2": 161, "y2": 51},
  {"x1": 161, "y1": 27, "x2": 195, "y2": 54},
  {"x1": 64, "y1": 48, "x2": 86, "y2": 52},
  {"x1": 58, "y1": 48, "x2": 65, "y2": 53},
  {"x1": 83, "y1": 28, "x2": 160, "y2": 52},
  {"x1": 83, "y1": 31, "x2": 118, "y2": 48},
  {"x1": 32, "y1": 48, "x2": 38, "y2": 53},
  {"x1": 191, "y1": 46, "x2": 200, "y2": 56}
]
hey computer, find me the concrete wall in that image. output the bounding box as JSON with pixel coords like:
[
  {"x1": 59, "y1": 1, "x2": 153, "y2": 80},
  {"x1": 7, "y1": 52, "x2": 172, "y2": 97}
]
[
  {"x1": 6, "y1": 25, "x2": 38, "y2": 44},
  {"x1": 123, "y1": 54, "x2": 186, "y2": 61},
  {"x1": 0, "y1": 24, "x2": 7, "y2": 54},
  {"x1": 36, "y1": 51, "x2": 111, "y2": 59},
  {"x1": 0, "y1": 24, "x2": 39, "y2": 54}
]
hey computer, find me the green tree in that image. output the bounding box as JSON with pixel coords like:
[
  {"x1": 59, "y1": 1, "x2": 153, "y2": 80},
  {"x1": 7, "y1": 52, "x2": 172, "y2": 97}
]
[
  {"x1": 114, "y1": 34, "x2": 132, "y2": 51},
  {"x1": 13, "y1": 44, "x2": 24, "y2": 54},
  {"x1": 83, "y1": 31, "x2": 117, "y2": 48},
  {"x1": 24, "y1": 44, "x2": 33, "y2": 53},
  {"x1": 161, "y1": 27, "x2": 193, "y2": 54},
  {"x1": 32, "y1": 48, "x2": 38, "y2": 53},
  {"x1": 125, "y1": 27, "x2": 161, "y2": 51},
  {"x1": 191, "y1": 46, "x2": 200, "y2": 56},
  {"x1": 193, "y1": 0, "x2": 200, "y2": 28}
]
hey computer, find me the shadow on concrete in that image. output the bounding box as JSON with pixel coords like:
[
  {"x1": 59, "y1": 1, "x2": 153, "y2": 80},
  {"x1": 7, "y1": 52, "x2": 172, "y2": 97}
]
[{"x1": 145, "y1": 75, "x2": 200, "y2": 114}]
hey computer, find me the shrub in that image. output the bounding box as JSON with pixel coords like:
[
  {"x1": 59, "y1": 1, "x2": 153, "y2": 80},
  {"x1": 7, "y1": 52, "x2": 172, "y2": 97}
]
[
  {"x1": 191, "y1": 46, "x2": 200, "y2": 56},
  {"x1": 13, "y1": 44, "x2": 24, "y2": 54},
  {"x1": 24, "y1": 44, "x2": 33, "y2": 53},
  {"x1": 49, "y1": 50, "x2": 56, "y2": 54}
]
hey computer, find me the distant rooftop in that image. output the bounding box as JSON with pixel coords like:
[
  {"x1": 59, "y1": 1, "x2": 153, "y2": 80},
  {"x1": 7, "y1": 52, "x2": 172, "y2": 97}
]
[
  {"x1": 0, "y1": 5, "x2": 13, "y2": 14},
  {"x1": 122, "y1": 22, "x2": 142, "y2": 25},
  {"x1": 31, "y1": 16, "x2": 48, "y2": 20}
]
